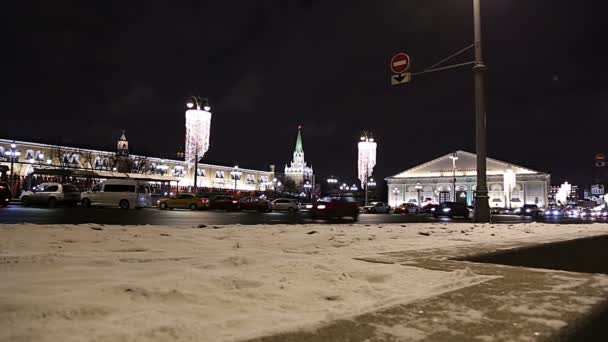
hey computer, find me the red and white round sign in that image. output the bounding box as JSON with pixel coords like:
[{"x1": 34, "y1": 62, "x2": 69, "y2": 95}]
[{"x1": 390, "y1": 53, "x2": 411, "y2": 74}]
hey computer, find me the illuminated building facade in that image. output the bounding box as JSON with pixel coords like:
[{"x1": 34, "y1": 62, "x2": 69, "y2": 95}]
[{"x1": 386, "y1": 151, "x2": 550, "y2": 208}]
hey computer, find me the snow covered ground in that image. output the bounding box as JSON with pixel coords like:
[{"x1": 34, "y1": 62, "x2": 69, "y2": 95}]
[{"x1": 1, "y1": 222, "x2": 608, "y2": 342}]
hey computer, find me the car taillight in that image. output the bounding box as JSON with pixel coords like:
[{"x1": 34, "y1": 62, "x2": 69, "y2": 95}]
[
  {"x1": 232, "y1": 200, "x2": 238, "y2": 204},
  {"x1": 201, "y1": 199, "x2": 208, "y2": 203},
  {"x1": 0, "y1": 186, "x2": 4, "y2": 189}
]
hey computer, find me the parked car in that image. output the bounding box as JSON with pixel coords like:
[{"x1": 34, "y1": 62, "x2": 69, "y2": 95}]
[
  {"x1": 0, "y1": 181, "x2": 11, "y2": 207},
  {"x1": 158, "y1": 193, "x2": 208, "y2": 210},
  {"x1": 81, "y1": 179, "x2": 151, "y2": 209},
  {"x1": 433, "y1": 202, "x2": 470, "y2": 218},
  {"x1": 311, "y1": 195, "x2": 359, "y2": 221},
  {"x1": 21, "y1": 183, "x2": 81, "y2": 208},
  {"x1": 239, "y1": 196, "x2": 271, "y2": 212},
  {"x1": 361, "y1": 201, "x2": 391, "y2": 214},
  {"x1": 271, "y1": 198, "x2": 299, "y2": 213},
  {"x1": 208, "y1": 195, "x2": 239, "y2": 210},
  {"x1": 513, "y1": 204, "x2": 541, "y2": 217},
  {"x1": 394, "y1": 202, "x2": 419, "y2": 215}
]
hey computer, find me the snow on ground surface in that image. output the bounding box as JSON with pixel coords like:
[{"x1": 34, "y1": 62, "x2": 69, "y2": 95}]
[{"x1": 1, "y1": 222, "x2": 608, "y2": 342}]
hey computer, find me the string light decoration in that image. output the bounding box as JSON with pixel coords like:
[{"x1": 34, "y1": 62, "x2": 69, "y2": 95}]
[
  {"x1": 185, "y1": 97, "x2": 211, "y2": 166},
  {"x1": 358, "y1": 132, "x2": 377, "y2": 188}
]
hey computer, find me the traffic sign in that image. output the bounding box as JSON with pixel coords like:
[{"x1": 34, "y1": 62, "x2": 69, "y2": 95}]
[
  {"x1": 390, "y1": 53, "x2": 411, "y2": 74},
  {"x1": 391, "y1": 72, "x2": 411, "y2": 86}
]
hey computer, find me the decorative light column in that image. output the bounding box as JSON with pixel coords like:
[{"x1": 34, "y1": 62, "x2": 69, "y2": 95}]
[
  {"x1": 449, "y1": 152, "x2": 458, "y2": 201},
  {"x1": 358, "y1": 131, "x2": 377, "y2": 206},
  {"x1": 7, "y1": 142, "x2": 21, "y2": 195},
  {"x1": 415, "y1": 183, "x2": 423, "y2": 207},
  {"x1": 231, "y1": 165, "x2": 242, "y2": 192},
  {"x1": 185, "y1": 96, "x2": 211, "y2": 192}
]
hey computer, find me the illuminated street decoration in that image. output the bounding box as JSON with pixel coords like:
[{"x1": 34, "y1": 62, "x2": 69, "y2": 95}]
[
  {"x1": 555, "y1": 182, "x2": 571, "y2": 206},
  {"x1": 503, "y1": 166, "x2": 516, "y2": 208},
  {"x1": 358, "y1": 133, "x2": 377, "y2": 187},
  {"x1": 185, "y1": 107, "x2": 211, "y2": 166}
]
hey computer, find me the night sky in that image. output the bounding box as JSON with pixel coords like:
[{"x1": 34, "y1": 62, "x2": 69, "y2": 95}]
[{"x1": 2, "y1": 1, "x2": 607, "y2": 188}]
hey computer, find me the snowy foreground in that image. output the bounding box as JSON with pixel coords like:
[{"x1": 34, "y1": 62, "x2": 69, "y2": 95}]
[{"x1": 1, "y1": 222, "x2": 608, "y2": 341}]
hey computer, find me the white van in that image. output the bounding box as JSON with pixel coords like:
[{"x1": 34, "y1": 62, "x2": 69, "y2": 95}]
[{"x1": 81, "y1": 179, "x2": 151, "y2": 209}]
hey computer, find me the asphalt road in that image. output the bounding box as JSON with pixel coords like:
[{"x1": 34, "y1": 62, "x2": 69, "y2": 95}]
[{"x1": 0, "y1": 205, "x2": 598, "y2": 226}]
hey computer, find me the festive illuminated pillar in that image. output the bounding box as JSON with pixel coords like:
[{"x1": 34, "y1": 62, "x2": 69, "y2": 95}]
[
  {"x1": 358, "y1": 134, "x2": 377, "y2": 190},
  {"x1": 185, "y1": 108, "x2": 211, "y2": 167}
]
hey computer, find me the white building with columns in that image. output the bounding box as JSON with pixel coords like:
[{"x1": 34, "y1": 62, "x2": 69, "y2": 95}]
[{"x1": 386, "y1": 151, "x2": 550, "y2": 209}]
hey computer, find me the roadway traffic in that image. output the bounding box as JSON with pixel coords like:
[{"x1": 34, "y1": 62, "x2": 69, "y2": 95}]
[{"x1": 0, "y1": 205, "x2": 596, "y2": 226}]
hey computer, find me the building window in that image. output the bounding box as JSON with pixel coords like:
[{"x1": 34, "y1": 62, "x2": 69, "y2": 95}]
[
  {"x1": 216, "y1": 171, "x2": 225, "y2": 179},
  {"x1": 197, "y1": 168, "x2": 206, "y2": 177}
]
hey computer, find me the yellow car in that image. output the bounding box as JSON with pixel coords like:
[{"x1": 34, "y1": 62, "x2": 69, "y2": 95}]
[{"x1": 158, "y1": 193, "x2": 209, "y2": 210}]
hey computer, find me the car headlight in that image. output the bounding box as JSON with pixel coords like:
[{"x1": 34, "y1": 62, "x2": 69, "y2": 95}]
[
  {"x1": 305, "y1": 204, "x2": 313, "y2": 209},
  {"x1": 442, "y1": 208, "x2": 451, "y2": 213},
  {"x1": 602, "y1": 212, "x2": 607, "y2": 217},
  {"x1": 552, "y1": 210, "x2": 559, "y2": 215},
  {"x1": 430, "y1": 207, "x2": 436, "y2": 212},
  {"x1": 157, "y1": 200, "x2": 160, "y2": 204},
  {"x1": 316, "y1": 204, "x2": 326, "y2": 209},
  {"x1": 525, "y1": 209, "x2": 531, "y2": 213}
]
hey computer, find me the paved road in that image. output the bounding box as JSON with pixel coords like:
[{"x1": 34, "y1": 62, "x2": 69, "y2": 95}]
[{"x1": 0, "y1": 205, "x2": 596, "y2": 226}]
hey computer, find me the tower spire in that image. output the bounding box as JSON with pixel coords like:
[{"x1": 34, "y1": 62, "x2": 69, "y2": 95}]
[{"x1": 295, "y1": 125, "x2": 303, "y2": 153}]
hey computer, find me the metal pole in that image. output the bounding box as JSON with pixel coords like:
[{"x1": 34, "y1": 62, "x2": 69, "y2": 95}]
[
  {"x1": 193, "y1": 152, "x2": 198, "y2": 194},
  {"x1": 9, "y1": 156, "x2": 14, "y2": 196},
  {"x1": 364, "y1": 172, "x2": 368, "y2": 206},
  {"x1": 473, "y1": 0, "x2": 490, "y2": 222}
]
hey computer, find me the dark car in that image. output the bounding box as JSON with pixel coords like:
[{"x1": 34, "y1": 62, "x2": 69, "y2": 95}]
[
  {"x1": 208, "y1": 195, "x2": 239, "y2": 210},
  {"x1": 433, "y1": 202, "x2": 470, "y2": 218},
  {"x1": 420, "y1": 204, "x2": 440, "y2": 214},
  {"x1": 239, "y1": 196, "x2": 271, "y2": 212},
  {"x1": 311, "y1": 195, "x2": 359, "y2": 221},
  {"x1": 0, "y1": 182, "x2": 11, "y2": 207},
  {"x1": 513, "y1": 204, "x2": 541, "y2": 217}
]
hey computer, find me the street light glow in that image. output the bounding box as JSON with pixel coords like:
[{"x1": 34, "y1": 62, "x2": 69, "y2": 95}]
[{"x1": 186, "y1": 102, "x2": 194, "y2": 109}]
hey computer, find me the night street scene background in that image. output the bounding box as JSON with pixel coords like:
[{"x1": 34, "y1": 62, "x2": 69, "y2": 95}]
[{"x1": 1, "y1": 2, "x2": 608, "y2": 342}]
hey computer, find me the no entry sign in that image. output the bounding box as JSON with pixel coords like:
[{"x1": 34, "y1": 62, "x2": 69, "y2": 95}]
[{"x1": 390, "y1": 53, "x2": 411, "y2": 74}]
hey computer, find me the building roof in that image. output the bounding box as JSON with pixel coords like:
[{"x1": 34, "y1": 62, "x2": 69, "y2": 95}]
[{"x1": 387, "y1": 150, "x2": 547, "y2": 179}]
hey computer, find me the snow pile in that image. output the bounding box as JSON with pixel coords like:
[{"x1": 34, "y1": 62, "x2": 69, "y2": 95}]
[{"x1": 1, "y1": 222, "x2": 607, "y2": 341}]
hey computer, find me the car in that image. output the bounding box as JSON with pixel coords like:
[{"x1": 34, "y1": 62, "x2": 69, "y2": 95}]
[
  {"x1": 513, "y1": 204, "x2": 541, "y2": 217},
  {"x1": 0, "y1": 181, "x2": 11, "y2": 207},
  {"x1": 543, "y1": 207, "x2": 564, "y2": 217},
  {"x1": 311, "y1": 195, "x2": 359, "y2": 221},
  {"x1": 21, "y1": 183, "x2": 81, "y2": 208},
  {"x1": 208, "y1": 195, "x2": 239, "y2": 210},
  {"x1": 271, "y1": 198, "x2": 299, "y2": 213},
  {"x1": 158, "y1": 193, "x2": 208, "y2": 210},
  {"x1": 394, "y1": 203, "x2": 419, "y2": 215},
  {"x1": 433, "y1": 202, "x2": 470, "y2": 218},
  {"x1": 420, "y1": 204, "x2": 440, "y2": 214},
  {"x1": 361, "y1": 202, "x2": 391, "y2": 214},
  {"x1": 600, "y1": 208, "x2": 608, "y2": 220},
  {"x1": 239, "y1": 196, "x2": 271, "y2": 212},
  {"x1": 81, "y1": 179, "x2": 151, "y2": 209}
]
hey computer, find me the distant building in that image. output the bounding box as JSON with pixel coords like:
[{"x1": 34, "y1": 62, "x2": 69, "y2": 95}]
[
  {"x1": 0, "y1": 135, "x2": 274, "y2": 196},
  {"x1": 386, "y1": 151, "x2": 550, "y2": 208},
  {"x1": 284, "y1": 126, "x2": 313, "y2": 186},
  {"x1": 548, "y1": 184, "x2": 579, "y2": 206}
]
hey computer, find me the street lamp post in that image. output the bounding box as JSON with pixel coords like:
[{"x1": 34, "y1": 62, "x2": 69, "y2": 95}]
[
  {"x1": 7, "y1": 142, "x2": 21, "y2": 196},
  {"x1": 304, "y1": 181, "x2": 312, "y2": 201},
  {"x1": 232, "y1": 165, "x2": 242, "y2": 192},
  {"x1": 449, "y1": 152, "x2": 458, "y2": 202},
  {"x1": 367, "y1": 177, "x2": 376, "y2": 203},
  {"x1": 473, "y1": 0, "x2": 490, "y2": 222},
  {"x1": 392, "y1": 187, "x2": 400, "y2": 208},
  {"x1": 415, "y1": 183, "x2": 423, "y2": 208}
]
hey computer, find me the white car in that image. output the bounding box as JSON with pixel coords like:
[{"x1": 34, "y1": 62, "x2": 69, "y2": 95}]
[
  {"x1": 81, "y1": 179, "x2": 151, "y2": 209},
  {"x1": 362, "y1": 202, "x2": 391, "y2": 214},
  {"x1": 271, "y1": 198, "x2": 299, "y2": 213},
  {"x1": 20, "y1": 183, "x2": 81, "y2": 208}
]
